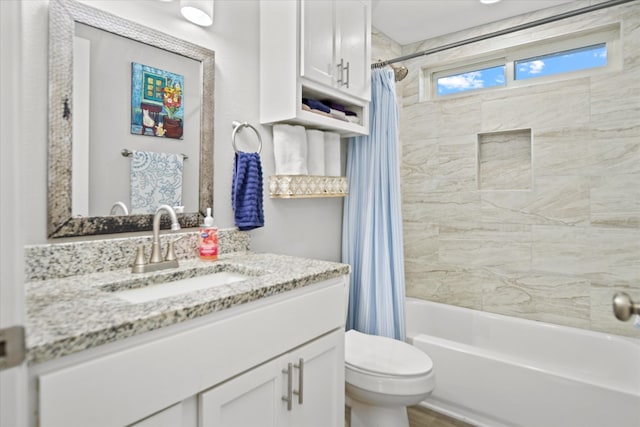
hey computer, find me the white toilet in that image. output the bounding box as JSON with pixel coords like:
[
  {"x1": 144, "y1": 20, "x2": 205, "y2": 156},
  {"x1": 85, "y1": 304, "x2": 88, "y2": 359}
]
[{"x1": 345, "y1": 329, "x2": 435, "y2": 427}]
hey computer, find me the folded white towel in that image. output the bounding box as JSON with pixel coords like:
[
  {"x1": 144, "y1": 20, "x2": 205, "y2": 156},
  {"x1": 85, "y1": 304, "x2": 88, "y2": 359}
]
[
  {"x1": 324, "y1": 132, "x2": 341, "y2": 176},
  {"x1": 273, "y1": 124, "x2": 308, "y2": 175},
  {"x1": 306, "y1": 129, "x2": 325, "y2": 176},
  {"x1": 329, "y1": 108, "x2": 348, "y2": 121}
]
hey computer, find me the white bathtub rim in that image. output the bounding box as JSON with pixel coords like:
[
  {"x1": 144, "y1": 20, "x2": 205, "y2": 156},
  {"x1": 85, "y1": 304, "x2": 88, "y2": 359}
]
[
  {"x1": 405, "y1": 298, "x2": 640, "y2": 396},
  {"x1": 406, "y1": 297, "x2": 640, "y2": 345},
  {"x1": 408, "y1": 332, "x2": 639, "y2": 397}
]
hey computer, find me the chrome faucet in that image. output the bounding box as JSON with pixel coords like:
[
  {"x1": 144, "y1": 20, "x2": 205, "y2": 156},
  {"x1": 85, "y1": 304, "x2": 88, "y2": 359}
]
[
  {"x1": 131, "y1": 204, "x2": 182, "y2": 273},
  {"x1": 109, "y1": 201, "x2": 129, "y2": 216}
]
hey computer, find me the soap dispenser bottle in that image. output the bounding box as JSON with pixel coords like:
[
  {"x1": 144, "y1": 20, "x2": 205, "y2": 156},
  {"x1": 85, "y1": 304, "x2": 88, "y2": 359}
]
[{"x1": 199, "y1": 208, "x2": 218, "y2": 261}]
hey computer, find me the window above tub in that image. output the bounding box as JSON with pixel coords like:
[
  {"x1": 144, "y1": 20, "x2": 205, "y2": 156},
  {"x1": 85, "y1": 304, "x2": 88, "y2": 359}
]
[{"x1": 423, "y1": 24, "x2": 620, "y2": 100}]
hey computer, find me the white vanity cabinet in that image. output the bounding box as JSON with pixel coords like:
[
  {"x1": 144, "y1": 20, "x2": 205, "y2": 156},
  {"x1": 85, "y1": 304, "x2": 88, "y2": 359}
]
[
  {"x1": 199, "y1": 329, "x2": 344, "y2": 427},
  {"x1": 260, "y1": 0, "x2": 371, "y2": 136},
  {"x1": 129, "y1": 402, "x2": 188, "y2": 427},
  {"x1": 31, "y1": 276, "x2": 347, "y2": 427}
]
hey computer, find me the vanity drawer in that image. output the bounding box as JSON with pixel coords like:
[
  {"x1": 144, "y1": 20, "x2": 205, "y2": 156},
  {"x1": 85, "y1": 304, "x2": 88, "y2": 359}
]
[{"x1": 37, "y1": 276, "x2": 347, "y2": 427}]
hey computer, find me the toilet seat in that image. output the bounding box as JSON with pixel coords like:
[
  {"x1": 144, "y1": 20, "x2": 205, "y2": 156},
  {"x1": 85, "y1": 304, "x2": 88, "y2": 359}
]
[
  {"x1": 345, "y1": 329, "x2": 433, "y2": 377},
  {"x1": 345, "y1": 330, "x2": 435, "y2": 396}
]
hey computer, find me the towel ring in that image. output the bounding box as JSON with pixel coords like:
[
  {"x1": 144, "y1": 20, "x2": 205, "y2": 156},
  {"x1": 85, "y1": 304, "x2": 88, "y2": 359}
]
[{"x1": 231, "y1": 121, "x2": 262, "y2": 154}]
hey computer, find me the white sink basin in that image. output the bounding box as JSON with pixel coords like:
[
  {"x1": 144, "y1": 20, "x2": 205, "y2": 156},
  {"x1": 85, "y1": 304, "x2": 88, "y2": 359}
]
[{"x1": 112, "y1": 271, "x2": 251, "y2": 304}]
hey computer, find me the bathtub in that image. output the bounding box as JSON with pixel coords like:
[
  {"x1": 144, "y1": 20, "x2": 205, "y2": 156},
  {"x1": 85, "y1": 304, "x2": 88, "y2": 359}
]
[{"x1": 405, "y1": 298, "x2": 640, "y2": 427}]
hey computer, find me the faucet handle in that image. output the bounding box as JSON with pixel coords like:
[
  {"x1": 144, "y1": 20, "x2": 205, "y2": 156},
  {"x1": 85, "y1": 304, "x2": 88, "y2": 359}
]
[
  {"x1": 131, "y1": 245, "x2": 147, "y2": 273},
  {"x1": 164, "y1": 236, "x2": 185, "y2": 262}
]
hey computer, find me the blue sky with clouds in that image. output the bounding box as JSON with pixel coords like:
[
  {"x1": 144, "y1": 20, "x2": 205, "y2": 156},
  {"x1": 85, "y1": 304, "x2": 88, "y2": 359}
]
[
  {"x1": 437, "y1": 43, "x2": 607, "y2": 96},
  {"x1": 516, "y1": 43, "x2": 607, "y2": 80}
]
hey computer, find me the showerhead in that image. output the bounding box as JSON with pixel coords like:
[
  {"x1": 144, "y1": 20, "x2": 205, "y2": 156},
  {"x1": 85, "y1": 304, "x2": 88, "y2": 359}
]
[
  {"x1": 392, "y1": 65, "x2": 408, "y2": 82},
  {"x1": 372, "y1": 60, "x2": 409, "y2": 82}
]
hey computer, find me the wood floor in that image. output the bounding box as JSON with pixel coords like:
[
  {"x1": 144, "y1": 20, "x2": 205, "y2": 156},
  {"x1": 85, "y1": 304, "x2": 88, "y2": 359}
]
[
  {"x1": 346, "y1": 405, "x2": 475, "y2": 427},
  {"x1": 408, "y1": 406, "x2": 475, "y2": 427}
]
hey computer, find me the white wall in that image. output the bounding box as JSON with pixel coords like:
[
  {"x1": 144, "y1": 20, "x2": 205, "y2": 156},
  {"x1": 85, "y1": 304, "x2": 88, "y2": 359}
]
[
  {"x1": 19, "y1": 0, "x2": 343, "y2": 261},
  {"x1": 1, "y1": 1, "x2": 28, "y2": 425}
]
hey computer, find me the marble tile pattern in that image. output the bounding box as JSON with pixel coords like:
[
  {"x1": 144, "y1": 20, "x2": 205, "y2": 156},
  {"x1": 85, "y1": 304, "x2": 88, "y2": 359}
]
[
  {"x1": 25, "y1": 252, "x2": 350, "y2": 365},
  {"x1": 478, "y1": 130, "x2": 532, "y2": 190},
  {"x1": 375, "y1": 1, "x2": 640, "y2": 338},
  {"x1": 371, "y1": 27, "x2": 402, "y2": 68}
]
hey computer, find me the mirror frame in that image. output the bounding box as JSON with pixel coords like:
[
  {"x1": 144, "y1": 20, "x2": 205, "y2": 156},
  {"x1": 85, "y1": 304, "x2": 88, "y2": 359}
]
[{"x1": 48, "y1": 0, "x2": 214, "y2": 238}]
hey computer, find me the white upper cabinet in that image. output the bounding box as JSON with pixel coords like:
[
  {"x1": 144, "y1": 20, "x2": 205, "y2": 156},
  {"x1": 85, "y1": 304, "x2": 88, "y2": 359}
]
[
  {"x1": 301, "y1": 0, "x2": 370, "y2": 101},
  {"x1": 336, "y1": 1, "x2": 370, "y2": 100},
  {"x1": 300, "y1": 0, "x2": 335, "y2": 89},
  {"x1": 260, "y1": 0, "x2": 371, "y2": 136}
]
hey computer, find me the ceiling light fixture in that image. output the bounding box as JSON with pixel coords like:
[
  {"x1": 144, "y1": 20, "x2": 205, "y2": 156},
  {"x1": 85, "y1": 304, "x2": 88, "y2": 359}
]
[
  {"x1": 180, "y1": 0, "x2": 214, "y2": 27},
  {"x1": 480, "y1": 0, "x2": 502, "y2": 4}
]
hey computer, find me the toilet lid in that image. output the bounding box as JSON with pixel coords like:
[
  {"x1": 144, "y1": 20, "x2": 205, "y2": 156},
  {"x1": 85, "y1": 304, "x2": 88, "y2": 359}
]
[{"x1": 345, "y1": 329, "x2": 433, "y2": 377}]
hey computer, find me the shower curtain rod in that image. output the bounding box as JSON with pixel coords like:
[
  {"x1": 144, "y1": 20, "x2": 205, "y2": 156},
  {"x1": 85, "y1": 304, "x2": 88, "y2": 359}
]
[{"x1": 371, "y1": 0, "x2": 635, "y2": 68}]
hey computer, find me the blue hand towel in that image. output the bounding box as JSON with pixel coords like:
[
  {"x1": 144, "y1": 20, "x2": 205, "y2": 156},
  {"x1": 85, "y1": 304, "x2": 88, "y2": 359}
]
[{"x1": 232, "y1": 151, "x2": 264, "y2": 231}]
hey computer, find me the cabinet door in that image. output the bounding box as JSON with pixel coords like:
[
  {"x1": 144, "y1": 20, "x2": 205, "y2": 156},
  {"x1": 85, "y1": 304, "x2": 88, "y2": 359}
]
[
  {"x1": 300, "y1": 0, "x2": 335, "y2": 87},
  {"x1": 290, "y1": 330, "x2": 345, "y2": 427},
  {"x1": 130, "y1": 403, "x2": 183, "y2": 427},
  {"x1": 199, "y1": 355, "x2": 288, "y2": 427},
  {"x1": 198, "y1": 329, "x2": 345, "y2": 427},
  {"x1": 336, "y1": 0, "x2": 371, "y2": 100}
]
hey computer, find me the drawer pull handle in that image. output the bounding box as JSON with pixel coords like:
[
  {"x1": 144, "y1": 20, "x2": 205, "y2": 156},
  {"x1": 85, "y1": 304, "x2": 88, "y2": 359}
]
[
  {"x1": 282, "y1": 362, "x2": 293, "y2": 411},
  {"x1": 294, "y1": 358, "x2": 304, "y2": 404},
  {"x1": 344, "y1": 61, "x2": 350, "y2": 88}
]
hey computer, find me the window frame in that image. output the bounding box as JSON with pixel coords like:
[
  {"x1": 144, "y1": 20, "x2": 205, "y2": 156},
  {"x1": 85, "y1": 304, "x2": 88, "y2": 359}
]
[
  {"x1": 432, "y1": 58, "x2": 507, "y2": 98},
  {"x1": 422, "y1": 24, "x2": 621, "y2": 101}
]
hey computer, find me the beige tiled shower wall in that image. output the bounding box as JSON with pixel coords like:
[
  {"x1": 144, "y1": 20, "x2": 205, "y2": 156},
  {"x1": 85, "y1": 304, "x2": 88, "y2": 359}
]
[{"x1": 376, "y1": 0, "x2": 640, "y2": 337}]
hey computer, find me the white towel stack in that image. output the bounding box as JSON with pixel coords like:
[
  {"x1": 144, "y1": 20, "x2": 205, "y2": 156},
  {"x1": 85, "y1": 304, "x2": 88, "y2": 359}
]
[
  {"x1": 306, "y1": 129, "x2": 325, "y2": 176},
  {"x1": 272, "y1": 125, "x2": 342, "y2": 177},
  {"x1": 273, "y1": 124, "x2": 308, "y2": 175},
  {"x1": 324, "y1": 132, "x2": 341, "y2": 176}
]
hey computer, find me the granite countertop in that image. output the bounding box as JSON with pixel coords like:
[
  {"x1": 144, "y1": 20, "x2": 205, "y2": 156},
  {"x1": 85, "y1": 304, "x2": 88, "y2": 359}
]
[{"x1": 25, "y1": 252, "x2": 350, "y2": 365}]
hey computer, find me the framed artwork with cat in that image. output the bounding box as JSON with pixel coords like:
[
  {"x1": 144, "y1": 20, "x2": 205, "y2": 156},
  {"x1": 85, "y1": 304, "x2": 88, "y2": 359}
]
[{"x1": 130, "y1": 62, "x2": 184, "y2": 140}]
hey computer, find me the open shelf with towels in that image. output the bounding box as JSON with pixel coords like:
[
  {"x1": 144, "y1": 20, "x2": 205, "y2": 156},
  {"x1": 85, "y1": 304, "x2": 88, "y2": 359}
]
[
  {"x1": 269, "y1": 175, "x2": 348, "y2": 198},
  {"x1": 259, "y1": 1, "x2": 371, "y2": 137}
]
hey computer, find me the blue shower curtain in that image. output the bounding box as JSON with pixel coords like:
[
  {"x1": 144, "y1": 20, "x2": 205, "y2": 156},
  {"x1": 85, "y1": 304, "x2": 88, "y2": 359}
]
[{"x1": 343, "y1": 68, "x2": 406, "y2": 341}]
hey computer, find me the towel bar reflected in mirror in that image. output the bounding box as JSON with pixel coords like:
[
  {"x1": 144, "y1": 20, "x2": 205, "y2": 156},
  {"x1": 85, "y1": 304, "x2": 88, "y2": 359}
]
[{"x1": 121, "y1": 149, "x2": 188, "y2": 160}]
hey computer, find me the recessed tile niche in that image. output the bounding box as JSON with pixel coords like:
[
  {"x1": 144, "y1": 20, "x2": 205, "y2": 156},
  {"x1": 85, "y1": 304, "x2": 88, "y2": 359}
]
[{"x1": 478, "y1": 129, "x2": 532, "y2": 190}]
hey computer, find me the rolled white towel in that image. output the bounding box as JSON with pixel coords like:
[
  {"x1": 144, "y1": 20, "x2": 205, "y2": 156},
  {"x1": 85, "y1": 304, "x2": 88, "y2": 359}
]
[
  {"x1": 329, "y1": 108, "x2": 348, "y2": 121},
  {"x1": 306, "y1": 129, "x2": 325, "y2": 176},
  {"x1": 273, "y1": 124, "x2": 308, "y2": 175},
  {"x1": 324, "y1": 132, "x2": 341, "y2": 176}
]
